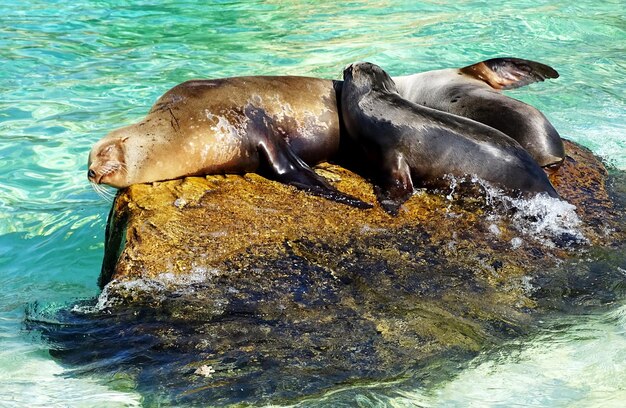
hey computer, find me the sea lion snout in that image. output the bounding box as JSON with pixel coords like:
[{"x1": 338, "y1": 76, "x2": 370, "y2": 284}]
[
  {"x1": 87, "y1": 136, "x2": 128, "y2": 187},
  {"x1": 87, "y1": 161, "x2": 116, "y2": 185},
  {"x1": 342, "y1": 63, "x2": 356, "y2": 79}
]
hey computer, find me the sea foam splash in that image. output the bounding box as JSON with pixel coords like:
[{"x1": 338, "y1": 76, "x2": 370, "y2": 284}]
[
  {"x1": 444, "y1": 175, "x2": 588, "y2": 248},
  {"x1": 73, "y1": 266, "x2": 221, "y2": 313},
  {"x1": 493, "y1": 191, "x2": 587, "y2": 248}
]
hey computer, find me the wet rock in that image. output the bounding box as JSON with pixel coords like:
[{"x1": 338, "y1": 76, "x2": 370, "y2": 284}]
[{"x1": 39, "y1": 140, "x2": 626, "y2": 406}]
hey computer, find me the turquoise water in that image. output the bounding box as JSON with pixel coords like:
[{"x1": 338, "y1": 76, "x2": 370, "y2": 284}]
[{"x1": 1, "y1": 0, "x2": 624, "y2": 406}]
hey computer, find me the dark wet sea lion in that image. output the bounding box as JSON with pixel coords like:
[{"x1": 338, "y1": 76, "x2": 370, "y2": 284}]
[
  {"x1": 393, "y1": 57, "x2": 565, "y2": 168},
  {"x1": 341, "y1": 62, "x2": 559, "y2": 214},
  {"x1": 87, "y1": 76, "x2": 370, "y2": 208}
]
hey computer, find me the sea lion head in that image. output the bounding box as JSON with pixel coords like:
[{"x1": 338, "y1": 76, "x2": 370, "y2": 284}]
[
  {"x1": 343, "y1": 62, "x2": 398, "y2": 94},
  {"x1": 87, "y1": 131, "x2": 130, "y2": 188}
]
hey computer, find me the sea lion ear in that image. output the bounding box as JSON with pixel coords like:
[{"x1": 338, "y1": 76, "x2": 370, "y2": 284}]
[{"x1": 460, "y1": 57, "x2": 559, "y2": 90}]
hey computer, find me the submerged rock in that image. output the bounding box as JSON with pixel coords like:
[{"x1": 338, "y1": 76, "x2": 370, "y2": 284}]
[{"x1": 38, "y1": 140, "x2": 626, "y2": 406}]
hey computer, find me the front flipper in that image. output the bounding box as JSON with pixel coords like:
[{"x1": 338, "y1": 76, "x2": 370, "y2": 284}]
[
  {"x1": 375, "y1": 153, "x2": 414, "y2": 216},
  {"x1": 247, "y1": 107, "x2": 372, "y2": 209},
  {"x1": 460, "y1": 57, "x2": 559, "y2": 90}
]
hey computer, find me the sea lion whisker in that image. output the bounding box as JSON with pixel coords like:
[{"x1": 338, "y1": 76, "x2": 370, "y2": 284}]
[
  {"x1": 100, "y1": 186, "x2": 116, "y2": 202},
  {"x1": 90, "y1": 182, "x2": 107, "y2": 201},
  {"x1": 91, "y1": 182, "x2": 115, "y2": 202},
  {"x1": 94, "y1": 183, "x2": 111, "y2": 201},
  {"x1": 99, "y1": 162, "x2": 120, "y2": 178}
]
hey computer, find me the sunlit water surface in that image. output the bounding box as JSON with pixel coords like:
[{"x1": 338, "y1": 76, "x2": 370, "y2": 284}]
[{"x1": 1, "y1": 1, "x2": 624, "y2": 406}]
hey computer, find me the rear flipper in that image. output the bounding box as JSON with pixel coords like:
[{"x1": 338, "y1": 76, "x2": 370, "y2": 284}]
[
  {"x1": 374, "y1": 153, "x2": 414, "y2": 215},
  {"x1": 248, "y1": 106, "x2": 372, "y2": 209},
  {"x1": 460, "y1": 57, "x2": 559, "y2": 90}
]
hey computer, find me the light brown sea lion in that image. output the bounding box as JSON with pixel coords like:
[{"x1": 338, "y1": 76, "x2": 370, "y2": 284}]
[
  {"x1": 393, "y1": 57, "x2": 564, "y2": 168},
  {"x1": 341, "y1": 62, "x2": 559, "y2": 214},
  {"x1": 87, "y1": 76, "x2": 370, "y2": 207}
]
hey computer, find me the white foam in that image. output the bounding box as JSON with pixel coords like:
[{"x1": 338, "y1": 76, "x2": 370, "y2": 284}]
[
  {"x1": 445, "y1": 174, "x2": 588, "y2": 247},
  {"x1": 498, "y1": 192, "x2": 587, "y2": 247},
  {"x1": 75, "y1": 267, "x2": 220, "y2": 313}
]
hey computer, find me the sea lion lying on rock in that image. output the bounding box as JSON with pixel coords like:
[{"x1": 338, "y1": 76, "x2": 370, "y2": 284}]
[
  {"x1": 87, "y1": 76, "x2": 370, "y2": 208},
  {"x1": 393, "y1": 57, "x2": 564, "y2": 168},
  {"x1": 341, "y1": 62, "x2": 558, "y2": 214}
]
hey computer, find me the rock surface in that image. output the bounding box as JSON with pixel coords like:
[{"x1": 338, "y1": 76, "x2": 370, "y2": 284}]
[
  {"x1": 46, "y1": 140, "x2": 626, "y2": 406},
  {"x1": 101, "y1": 139, "x2": 619, "y2": 286}
]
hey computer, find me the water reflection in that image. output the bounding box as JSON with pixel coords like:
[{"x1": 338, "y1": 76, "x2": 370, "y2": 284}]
[{"x1": 389, "y1": 303, "x2": 626, "y2": 408}]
